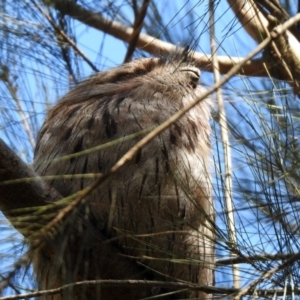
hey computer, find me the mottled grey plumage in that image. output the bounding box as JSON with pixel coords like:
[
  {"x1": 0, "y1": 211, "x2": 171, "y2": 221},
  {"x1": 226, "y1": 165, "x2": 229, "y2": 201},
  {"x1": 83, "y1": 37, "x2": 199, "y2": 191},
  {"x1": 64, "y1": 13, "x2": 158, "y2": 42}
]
[{"x1": 33, "y1": 55, "x2": 214, "y2": 299}]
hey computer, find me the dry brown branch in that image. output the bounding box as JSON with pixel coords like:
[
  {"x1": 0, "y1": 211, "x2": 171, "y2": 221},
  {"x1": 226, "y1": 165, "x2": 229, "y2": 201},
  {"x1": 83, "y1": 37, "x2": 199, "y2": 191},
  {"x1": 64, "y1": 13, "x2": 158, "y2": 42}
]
[
  {"x1": 123, "y1": 0, "x2": 150, "y2": 62},
  {"x1": 227, "y1": 0, "x2": 268, "y2": 41},
  {"x1": 255, "y1": 0, "x2": 300, "y2": 41},
  {"x1": 31, "y1": 0, "x2": 99, "y2": 73},
  {"x1": 42, "y1": 0, "x2": 285, "y2": 79},
  {"x1": 228, "y1": 0, "x2": 300, "y2": 93}
]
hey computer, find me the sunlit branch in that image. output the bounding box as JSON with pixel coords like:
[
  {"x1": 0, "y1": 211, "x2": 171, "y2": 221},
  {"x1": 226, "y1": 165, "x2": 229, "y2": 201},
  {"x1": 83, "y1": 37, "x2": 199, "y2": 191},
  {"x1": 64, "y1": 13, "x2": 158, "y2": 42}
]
[{"x1": 42, "y1": 0, "x2": 296, "y2": 81}]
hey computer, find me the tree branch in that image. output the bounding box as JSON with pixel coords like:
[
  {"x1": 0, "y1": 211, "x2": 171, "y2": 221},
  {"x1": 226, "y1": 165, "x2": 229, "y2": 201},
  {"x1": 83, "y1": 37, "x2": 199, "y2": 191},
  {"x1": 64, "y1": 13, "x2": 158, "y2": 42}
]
[
  {"x1": 227, "y1": 0, "x2": 269, "y2": 42},
  {"x1": 228, "y1": 0, "x2": 300, "y2": 93},
  {"x1": 0, "y1": 139, "x2": 154, "y2": 298},
  {"x1": 0, "y1": 139, "x2": 60, "y2": 218},
  {"x1": 42, "y1": 0, "x2": 275, "y2": 79},
  {"x1": 123, "y1": 0, "x2": 150, "y2": 63},
  {"x1": 233, "y1": 251, "x2": 300, "y2": 299},
  {"x1": 217, "y1": 252, "x2": 300, "y2": 265},
  {"x1": 1, "y1": 278, "x2": 300, "y2": 299}
]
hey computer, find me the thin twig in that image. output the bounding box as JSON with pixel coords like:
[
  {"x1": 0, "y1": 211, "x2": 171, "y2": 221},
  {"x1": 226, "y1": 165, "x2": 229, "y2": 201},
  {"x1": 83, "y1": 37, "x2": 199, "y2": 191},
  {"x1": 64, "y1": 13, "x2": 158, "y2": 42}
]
[
  {"x1": 216, "y1": 252, "x2": 300, "y2": 265},
  {"x1": 209, "y1": 0, "x2": 239, "y2": 289},
  {"x1": 123, "y1": 0, "x2": 150, "y2": 62},
  {"x1": 32, "y1": 0, "x2": 99, "y2": 73},
  {"x1": 2, "y1": 278, "x2": 300, "y2": 300},
  {"x1": 1, "y1": 74, "x2": 36, "y2": 149},
  {"x1": 233, "y1": 252, "x2": 300, "y2": 299},
  {"x1": 0, "y1": 254, "x2": 31, "y2": 294}
]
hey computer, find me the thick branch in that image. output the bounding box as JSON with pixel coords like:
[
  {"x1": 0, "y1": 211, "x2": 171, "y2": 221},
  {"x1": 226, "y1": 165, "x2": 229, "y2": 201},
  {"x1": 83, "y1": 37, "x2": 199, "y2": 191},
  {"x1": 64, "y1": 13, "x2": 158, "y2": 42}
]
[
  {"x1": 227, "y1": 0, "x2": 269, "y2": 42},
  {"x1": 0, "y1": 139, "x2": 152, "y2": 297},
  {"x1": 0, "y1": 139, "x2": 60, "y2": 217},
  {"x1": 255, "y1": 0, "x2": 300, "y2": 42},
  {"x1": 42, "y1": 0, "x2": 270, "y2": 78},
  {"x1": 228, "y1": 0, "x2": 300, "y2": 92}
]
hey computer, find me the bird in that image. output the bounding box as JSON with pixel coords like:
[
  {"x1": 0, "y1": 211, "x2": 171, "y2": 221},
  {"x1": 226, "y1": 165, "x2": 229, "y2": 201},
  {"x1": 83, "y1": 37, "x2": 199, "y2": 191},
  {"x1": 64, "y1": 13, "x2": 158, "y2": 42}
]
[{"x1": 33, "y1": 51, "x2": 214, "y2": 299}]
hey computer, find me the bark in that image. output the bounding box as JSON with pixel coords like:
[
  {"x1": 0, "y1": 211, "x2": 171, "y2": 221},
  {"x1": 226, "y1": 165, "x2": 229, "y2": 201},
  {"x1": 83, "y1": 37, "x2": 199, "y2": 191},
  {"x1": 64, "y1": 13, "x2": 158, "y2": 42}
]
[{"x1": 228, "y1": 0, "x2": 300, "y2": 93}]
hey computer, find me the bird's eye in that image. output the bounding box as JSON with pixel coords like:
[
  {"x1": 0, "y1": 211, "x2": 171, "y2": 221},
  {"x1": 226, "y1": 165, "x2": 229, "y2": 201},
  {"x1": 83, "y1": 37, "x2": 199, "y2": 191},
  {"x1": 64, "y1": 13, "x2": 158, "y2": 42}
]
[
  {"x1": 179, "y1": 66, "x2": 200, "y2": 78},
  {"x1": 179, "y1": 66, "x2": 200, "y2": 86}
]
